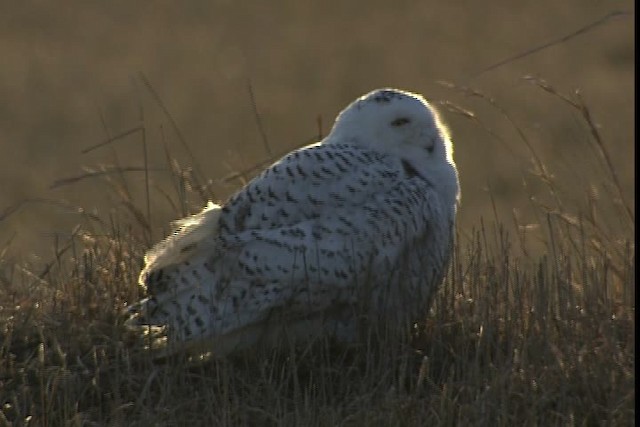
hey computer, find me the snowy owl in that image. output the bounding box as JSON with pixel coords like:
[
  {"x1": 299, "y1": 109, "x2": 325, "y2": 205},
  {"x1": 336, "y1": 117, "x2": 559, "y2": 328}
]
[{"x1": 125, "y1": 88, "x2": 460, "y2": 357}]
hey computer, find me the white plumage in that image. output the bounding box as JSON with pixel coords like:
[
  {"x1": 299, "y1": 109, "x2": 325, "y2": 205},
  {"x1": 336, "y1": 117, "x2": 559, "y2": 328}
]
[{"x1": 125, "y1": 88, "x2": 460, "y2": 357}]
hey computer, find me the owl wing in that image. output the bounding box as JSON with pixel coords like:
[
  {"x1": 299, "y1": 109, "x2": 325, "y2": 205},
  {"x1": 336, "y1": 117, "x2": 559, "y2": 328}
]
[
  {"x1": 211, "y1": 144, "x2": 448, "y2": 322},
  {"x1": 217, "y1": 143, "x2": 410, "y2": 236}
]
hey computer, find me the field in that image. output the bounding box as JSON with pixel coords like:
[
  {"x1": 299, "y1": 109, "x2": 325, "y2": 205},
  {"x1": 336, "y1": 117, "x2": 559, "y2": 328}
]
[{"x1": 0, "y1": 2, "x2": 635, "y2": 426}]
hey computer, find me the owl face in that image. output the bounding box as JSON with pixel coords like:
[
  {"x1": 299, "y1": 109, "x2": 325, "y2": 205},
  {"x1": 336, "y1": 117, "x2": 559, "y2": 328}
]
[
  {"x1": 327, "y1": 88, "x2": 452, "y2": 165},
  {"x1": 325, "y1": 88, "x2": 460, "y2": 207}
]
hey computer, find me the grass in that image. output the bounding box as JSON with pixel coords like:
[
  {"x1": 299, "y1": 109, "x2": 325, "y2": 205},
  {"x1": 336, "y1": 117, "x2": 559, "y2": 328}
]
[{"x1": 0, "y1": 83, "x2": 634, "y2": 426}]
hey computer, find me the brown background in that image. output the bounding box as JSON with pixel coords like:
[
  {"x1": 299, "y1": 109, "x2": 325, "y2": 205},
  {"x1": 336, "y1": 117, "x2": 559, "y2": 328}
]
[{"x1": 0, "y1": 1, "x2": 634, "y2": 260}]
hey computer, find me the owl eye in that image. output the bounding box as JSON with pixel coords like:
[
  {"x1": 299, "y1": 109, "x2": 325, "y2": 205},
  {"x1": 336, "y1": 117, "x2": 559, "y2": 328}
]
[{"x1": 390, "y1": 117, "x2": 411, "y2": 127}]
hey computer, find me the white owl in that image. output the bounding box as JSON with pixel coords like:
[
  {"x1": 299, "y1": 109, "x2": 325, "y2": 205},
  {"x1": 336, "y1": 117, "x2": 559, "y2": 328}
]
[{"x1": 125, "y1": 88, "x2": 460, "y2": 357}]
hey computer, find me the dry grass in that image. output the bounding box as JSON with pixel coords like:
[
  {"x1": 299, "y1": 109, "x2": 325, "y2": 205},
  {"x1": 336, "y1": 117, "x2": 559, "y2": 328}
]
[{"x1": 0, "y1": 84, "x2": 634, "y2": 426}]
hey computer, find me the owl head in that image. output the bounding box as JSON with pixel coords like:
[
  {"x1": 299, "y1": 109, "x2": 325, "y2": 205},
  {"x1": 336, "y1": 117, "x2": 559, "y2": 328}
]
[{"x1": 325, "y1": 88, "x2": 460, "y2": 205}]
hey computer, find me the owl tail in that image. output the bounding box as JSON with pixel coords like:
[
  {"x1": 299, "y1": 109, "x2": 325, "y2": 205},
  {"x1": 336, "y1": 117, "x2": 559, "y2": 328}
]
[
  {"x1": 123, "y1": 283, "x2": 217, "y2": 358},
  {"x1": 142, "y1": 201, "x2": 222, "y2": 275},
  {"x1": 123, "y1": 288, "x2": 271, "y2": 359},
  {"x1": 123, "y1": 202, "x2": 226, "y2": 356}
]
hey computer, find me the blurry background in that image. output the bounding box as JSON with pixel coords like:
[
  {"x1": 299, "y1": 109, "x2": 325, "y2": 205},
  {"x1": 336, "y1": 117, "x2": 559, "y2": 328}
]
[{"x1": 0, "y1": 1, "x2": 634, "y2": 260}]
